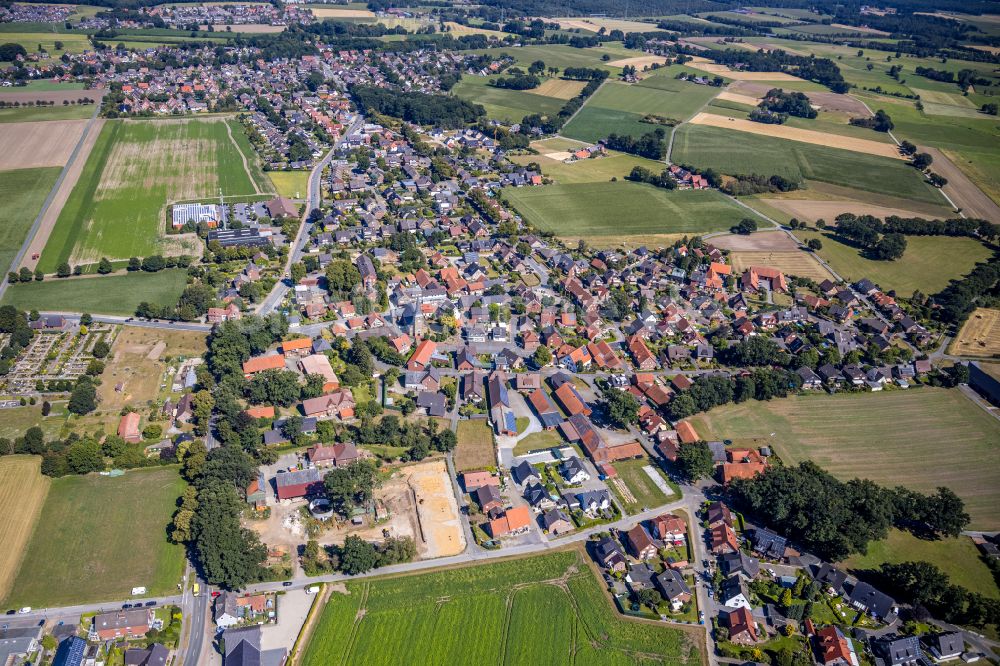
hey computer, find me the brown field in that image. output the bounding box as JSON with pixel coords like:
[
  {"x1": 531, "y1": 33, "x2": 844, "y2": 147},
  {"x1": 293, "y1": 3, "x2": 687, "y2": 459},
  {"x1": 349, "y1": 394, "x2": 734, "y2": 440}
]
[
  {"x1": 309, "y1": 7, "x2": 374, "y2": 17},
  {"x1": 0, "y1": 120, "x2": 87, "y2": 169},
  {"x1": 455, "y1": 419, "x2": 496, "y2": 472},
  {"x1": 968, "y1": 45, "x2": 1000, "y2": 55},
  {"x1": 687, "y1": 57, "x2": 802, "y2": 81},
  {"x1": 757, "y1": 180, "x2": 955, "y2": 218},
  {"x1": 729, "y1": 250, "x2": 833, "y2": 280},
  {"x1": 553, "y1": 17, "x2": 661, "y2": 33},
  {"x1": 830, "y1": 22, "x2": 890, "y2": 35},
  {"x1": 728, "y1": 83, "x2": 870, "y2": 115},
  {"x1": 714, "y1": 90, "x2": 761, "y2": 106},
  {"x1": 709, "y1": 230, "x2": 800, "y2": 251},
  {"x1": 443, "y1": 21, "x2": 509, "y2": 38},
  {"x1": 950, "y1": 308, "x2": 1000, "y2": 357},
  {"x1": 20, "y1": 118, "x2": 105, "y2": 271},
  {"x1": 606, "y1": 55, "x2": 670, "y2": 69},
  {"x1": 401, "y1": 460, "x2": 466, "y2": 558},
  {"x1": 765, "y1": 198, "x2": 938, "y2": 222},
  {"x1": 926, "y1": 147, "x2": 1000, "y2": 222},
  {"x1": 0, "y1": 89, "x2": 104, "y2": 105},
  {"x1": 0, "y1": 456, "x2": 50, "y2": 602},
  {"x1": 689, "y1": 112, "x2": 904, "y2": 159},
  {"x1": 533, "y1": 78, "x2": 587, "y2": 100}
]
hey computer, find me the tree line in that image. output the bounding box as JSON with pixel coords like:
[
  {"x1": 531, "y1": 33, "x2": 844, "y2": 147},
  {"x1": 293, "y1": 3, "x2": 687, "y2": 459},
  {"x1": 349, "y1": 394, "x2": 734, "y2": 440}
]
[
  {"x1": 876, "y1": 560, "x2": 1000, "y2": 630},
  {"x1": 667, "y1": 367, "x2": 801, "y2": 421},
  {"x1": 518, "y1": 69, "x2": 607, "y2": 135},
  {"x1": 349, "y1": 84, "x2": 485, "y2": 128},
  {"x1": 706, "y1": 48, "x2": 850, "y2": 93},
  {"x1": 604, "y1": 128, "x2": 667, "y2": 160}
]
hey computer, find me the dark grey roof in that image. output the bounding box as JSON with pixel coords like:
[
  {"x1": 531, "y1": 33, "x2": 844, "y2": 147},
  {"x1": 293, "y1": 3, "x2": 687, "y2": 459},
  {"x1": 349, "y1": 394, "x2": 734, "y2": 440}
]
[
  {"x1": 655, "y1": 568, "x2": 692, "y2": 600},
  {"x1": 720, "y1": 551, "x2": 760, "y2": 579},
  {"x1": 752, "y1": 527, "x2": 787, "y2": 559},
  {"x1": 511, "y1": 460, "x2": 539, "y2": 485},
  {"x1": 848, "y1": 581, "x2": 896, "y2": 620}
]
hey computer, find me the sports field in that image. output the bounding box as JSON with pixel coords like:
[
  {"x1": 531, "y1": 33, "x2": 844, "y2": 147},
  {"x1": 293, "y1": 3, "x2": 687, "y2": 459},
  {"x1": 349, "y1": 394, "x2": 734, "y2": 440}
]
[
  {"x1": 5, "y1": 466, "x2": 187, "y2": 607},
  {"x1": 455, "y1": 419, "x2": 495, "y2": 472},
  {"x1": 1, "y1": 269, "x2": 189, "y2": 316},
  {"x1": 729, "y1": 250, "x2": 833, "y2": 281},
  {"x1": 38, "y1": 117, "x2": 267, "y2": 271},
  {"x1": 687, "y1": 389, "x2": 1000, "y2": 529},
  {"x1": 0, "y1": 167, "x2": 60, "y2": 274},
  {"x1": 795, "y1": 230, "x2": 992, "y2": 295},
  {"x1": 302, "y1": 549, "x2": 702, "y2": 666},
  {"x1": 950, "y1": 308, "x2": 1000, "y2": 357},
  {"x1": 0, "y1": 456, "x2": 50, "y2": 603},
  {"x1": 504, "y1": 182, "x2": 755, "y2": 243},
  {"x1": 671, "y1": 125, "x2": 946, "y2": 205}
]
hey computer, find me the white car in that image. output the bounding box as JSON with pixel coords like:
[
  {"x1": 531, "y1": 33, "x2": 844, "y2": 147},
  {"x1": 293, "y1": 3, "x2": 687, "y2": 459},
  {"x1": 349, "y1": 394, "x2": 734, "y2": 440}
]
[{"x1": 17, "y1": 607, "x2": 31, "y2": 614}]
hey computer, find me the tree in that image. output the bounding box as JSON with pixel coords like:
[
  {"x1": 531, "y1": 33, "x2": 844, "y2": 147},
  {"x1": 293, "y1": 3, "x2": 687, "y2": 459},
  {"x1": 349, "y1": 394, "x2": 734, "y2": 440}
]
[
  {"x1": 637, "y1": 588, "x2": 663, "y2": 610},
  {"x1": 736, "y1": 218, "x2": 758, "y2": 234},
  {"x1": 912, "y1": 152, "x2": 933, "y2": 170},
  {"x1": 34, "y1": 268, "x2": 43, "y2": 282},
  {"x1": 246, "y1": 369, "x2": 301, "y2": 407},
  {"x1": 676, "y1": 442, "x2": 715, "y2": 481},
  {"x1": 340, "y1": 535, "x2": 379, "y2": 575},
  {"x1": 874, "y1": 232, "x2": 907, "y2": 260},
  {"x1": 18, "y1": 267, "x2": 32, "y2": 283},
  {"x1": 128, "y1": 257, "x2": 142, "y2": 271},
  {"x1": 68, "y1": 377, "x2": 97, "y2": 415},
  {"x1": 533, "y1": 345, "x2": 552, "y2": 367},
  {"x1": 97, "y1": 257, "x2": 114, "y2": 274},
  {"x1": 433, "y1": 428, "x2": 457, "y2": 453},
  {"x1": 197, "y1": 445, "x2": 257, "y2": 494},
  {"x1": 191, "y1": 390, "x2": 215, "y2": 436},
  {"x1": 57, "y1": 262, "x2": 71, "y2": 278},
  {"x1": 603, "y1": 389, "x2": 640, "y2": 429},
  {"x1": 806, "y1": 238, "x2": 822, "y2": 251},
  {"x1": 65, "y1": 438, "x2": 103, "y2": 474},
  {"x1": 324, "y1": 459, "x2": 379, "y2": 513},
  {"x1": 92, "y1": 339, "x2": 110, "y2": 358},
  {"x1": 192, "y1": 481, "x2": 267, "y2": 588}
]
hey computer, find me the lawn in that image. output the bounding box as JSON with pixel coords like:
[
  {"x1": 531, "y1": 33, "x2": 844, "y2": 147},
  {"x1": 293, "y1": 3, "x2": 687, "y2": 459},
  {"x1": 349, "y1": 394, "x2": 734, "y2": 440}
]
[
  {"x1": 0, "y1": 166, "x2": 60, "y2": 274},
  {"x1": 1, "y1": 269, "x2": 190, "y2": 315},
  {"x1": 609, "y1": 457, "x2": 674, "y2": 513},
  {"x1": 0, "y1": 456, "x2": 50, "y2": 603},
  {"x1": 267, "y1": 169, "x2": 310, "y2": 199},
  {"x1": 0, "y1": 104, "x2": 95, "y2": 123},
  {"x1": 455, "y1": 419, "x2": 495, "y2": 472},
  {"x1": 0, "y1": 404, "x2": 65, "y2": 441},
  {"x1": 687, "y1": 389, "x2": 1000, "y2": 529},
  {"x1": 5, "y1": 466, "x2": 187, "y2": 607},
  {"x1": 451, "y1": 75, "x2": 564, "y2": 123},
  {"x1": 38, "y1": 117, "x2": 266, "y2": 271},
  {"x1": 841, "y1": 530, "x2": 1000, "y2": 599},
  {"x1": 796, "y1": 230, "x2": 992, "y2": 296},
  {"x1": 671, "y1": 124, "x2": 946, "y2": 205},
  {"x1": 513, "y1": 429, "x2": 564, "y2": 456},
  {"x1": 301, "y1": 549, "x2": 701, "y2": 666},
  {"x1": 503, "y1": 181, "x2": 757, "y2": 243}
]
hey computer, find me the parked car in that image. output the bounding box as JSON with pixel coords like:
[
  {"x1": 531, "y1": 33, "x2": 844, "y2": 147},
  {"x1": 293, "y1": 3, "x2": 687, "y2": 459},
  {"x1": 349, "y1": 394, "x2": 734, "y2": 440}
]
[
  {"x1": 282, "y1": 581, "x2": 293, "y2": 587},
  {"x1": 145, "y1": 601, "x2": 157, "y2": 607},
  {"x1": 17, "y1": 607, "x2": 31, "y2": 614}
]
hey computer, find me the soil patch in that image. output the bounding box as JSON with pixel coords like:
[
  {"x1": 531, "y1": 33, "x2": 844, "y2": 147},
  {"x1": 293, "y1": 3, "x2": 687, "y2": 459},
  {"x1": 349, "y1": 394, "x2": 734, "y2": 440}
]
[
  {"x1": 728, "y1": 83, "x2": 869, "y2": 114},
  {"x1": 710, "y1": 230, "x2": 800, "y2": 251}
]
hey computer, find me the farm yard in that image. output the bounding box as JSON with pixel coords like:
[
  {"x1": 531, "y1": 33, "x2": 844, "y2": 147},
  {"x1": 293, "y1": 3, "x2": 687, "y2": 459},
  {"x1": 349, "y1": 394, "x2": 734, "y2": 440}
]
[
  {"x1": 503, "y1": 182, "x2": 755, "y2": 245},
  {"x1": 0, "y1": 167, "x2": 61, "y2": 275},
  {"x1": 728, "y1": 250, "x2": 833, "y2": 281},
  {"x1": 455, "y1": 419, "x2": 495, "y2": 472},
  {"x1": 687, "y1": 389, "x2": 1000, "y2": 530},
  {"x1": 0, "y1": 119, "x2": 86, "y2": 169},
  {"x1": 37, "y1": 117, "x2": 268, "y2": 272},
  {"x1": 795, "y1": 230, "x2": 992, "y2": 295},
  {"x1": 1, "y1": 269, "x2": 190, "y2": 316},
  {"x1": 0, "y1": 456, "x2": 50, "y2": 603},
  {"x1": 301, "y1": 549, "x2": 702, "y2": 666},
  {"x1": 4, "y1": 466, "x2": 187, "y2": 607},
  {"x1": 950, "y1": 308, "x2": 1000, "y2": 357}
]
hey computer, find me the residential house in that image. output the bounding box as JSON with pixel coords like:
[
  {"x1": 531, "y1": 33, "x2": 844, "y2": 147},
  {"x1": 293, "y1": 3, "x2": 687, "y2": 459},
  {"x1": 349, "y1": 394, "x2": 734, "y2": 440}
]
[
  {"x1": 541, "y1": 508, "x2": 573, "y2": 535},
  {"x1": 720, "y1": 551, "x2": 760, "y2": 580},
  {"x1": 487, "y1": 505, "x2": 531, "y2": 537},
  {"x1": 576, "y1": 489, "x2": 612, "y2": 515},
  {"x1": 926, "y1": 632, "x2": 964, "y2": 662},
  {"x1": 92, "y1": 609, "x2": 152, "y2": 641},
  {"x1": 752, "y1": 527, "x2": 788, "y2": 560},
  {"x1": 871, "y1": 636, "x2": 924, "y2": 666},
  {"x1": 650, "y1": 513, "x2": 687, "y2": 544},
  {"x1": 462, "y1": 470, "x2": 500, "y2": 493},
  {"x1": 307, "y1": 443, "x2": 359, "y2": 468},
  {"x1": 511, "y1": 460, "x2": 541, "y2": 486},
  {"x1": 300, "y1": 390, "x2": 355, "y2": 420},
  {"x1": 710, "y1": 523, "x2": 739, "y2": 555},
  {"x1": 559, "y1": 457, "x2": 590, "y2": 484},
  {"x1": 299, "y1": 354, "x2": 339, "y2": 391},
  {"x1": 475, "y1": 484, "x2": 503, "y2": 515},
  {"x1": 593, "y1": 536, "x2": 627, "y2": 572},
  {"x1": 848, "y1": 582, "x2": 897, "y2": 622},
  {"x1": 814, "y1": 625, "x2": 859, "y2": 666},
  {"x1": 720, "y1": 575, "x2": 753, "y2": 610},
  {"x1": 654, "y1": 568, "x2": 692, "y2": 611},
  {"x1": 720, "y1": 607, "x2": 758, "y2": 644},
  {"x1": 623, "y1": 524, "x2": 658, "y2": 560}
]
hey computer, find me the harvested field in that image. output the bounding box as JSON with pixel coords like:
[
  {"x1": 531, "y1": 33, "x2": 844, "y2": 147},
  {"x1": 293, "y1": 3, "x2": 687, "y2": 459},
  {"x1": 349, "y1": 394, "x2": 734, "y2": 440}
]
[
  {"x1": 728, "y1": 83, "x2": 870, "y2": 115},
  {"x1": 830, "y1": 22, "x2": 890, "y2": 35},
  {"x1": 764, "y1": 198, "x2": 939, "y2": 222},
  {"x1": 729, "y1": 250, "x2": 833, "y2": 281},
  {"x1": 0, "y1": 456, "x2": 50, "y2": 603},
  {"x1": 0, "y1": 120, "x2": 86, "y2": 169},
  {"x1": 532, "y1": 77, "x2": 586, "y2": 99},
  {"x1": 923, "y1": 147, "x2": 1000, "y2": 222},
  {"x1": 715, "y1": 90, "x2": 761, "y2": 106},
  {"x1": 709, "y1": 230, "x2": 800, "y2": 251},
  {"x1": 686, "y1": 57, "x2": 802, "y2": 81},
  {"x1": 553, "y1": 17, "x2": 662, "y2": 33},
  {"x1": 688, "y1": 112, "x2": 903, "y2": 158},
  {"x1": 950, "y1": 308, "x2": 1000, "y2": 357},
  {"x1": 309, "y1": 7, "x2": 374, "y2": 17},
  {"x1": 606, "y1": 55, "x2": 669, "y2": 68},
  {"x1": 0, "y1": 89, "x2": 104, "y2": 105},
  {"x1": 687, "y1": 389, "x2": 1000, "y2": 530},
  {"x1": 443, "y1": 21, "x2": 509, "y2": 38},
  {"x1": 198, "y1": 23, "x2": 283, "y2": 32},
  {"x1": 455, "y1": 419, "x2": 495, "y2": 472}
]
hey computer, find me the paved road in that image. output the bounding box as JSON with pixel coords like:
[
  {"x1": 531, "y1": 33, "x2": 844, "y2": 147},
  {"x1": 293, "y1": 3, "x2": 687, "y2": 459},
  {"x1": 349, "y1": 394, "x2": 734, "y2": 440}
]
[
  {"x1": 182, "y1": 578, "x2": 210, "y2": 666},
  {"x1": 39, "y1": 312, "x2": 213, "y2": 332}
]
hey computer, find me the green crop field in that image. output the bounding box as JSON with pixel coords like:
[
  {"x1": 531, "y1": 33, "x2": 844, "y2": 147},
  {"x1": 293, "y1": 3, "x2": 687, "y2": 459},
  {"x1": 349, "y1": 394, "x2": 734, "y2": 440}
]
[
  {"x1": 302, "y1": 550, "x2": 701, "y2": 666},
  {"x1": 796, "y1": 230, "x2": 992, "y2": 295},
  {"x1": 0, "y1": 167, "x2": 60, "y2": 274},
  {"x1": 509, "y1": 150, "x2": 670, "y2": 184},
  {"x1": 504, "y1": 182, "x2": 755, "y2": 242},
  {"x1": 467, "y1": 44, "x2": 632, "y2": 73},
  {"x1": 452, "y1": 75, "x2": 564, "y2": 123},
  {"x1": 563, "y1": 79, "x2": 719, "y2": 143},
  {"x1": 687, "y1": 389, "x2": 1000, "y2": 530},
  {"x1": 0, "y1": 32, "x2": 91, "y2": 56},
  {"x1": 842, "y1": 530, "x2": 1000, "y2": 598},
  {"x1": 0, "y1": 104, "x2": 94, "y2": 123},
  {"x1": 38, "y1": 117, "x2": 267, "y2": 272},
  {"x1": 4, "y1": 466, "x2": 187, "y2": 607},
  {"x1": 1, "y1": 269, "x2": 189, "y2": 315},
  {"x1": 671, "y1": 124, "x2": 945, "y2": 204}
]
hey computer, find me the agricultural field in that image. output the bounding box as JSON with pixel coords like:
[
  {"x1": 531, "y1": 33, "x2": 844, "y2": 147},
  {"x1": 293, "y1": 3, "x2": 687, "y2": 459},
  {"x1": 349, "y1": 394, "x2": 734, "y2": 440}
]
[
  {"x1": 0, "y1": 119, "x2": 86, "y2": 170},
  {"x1": 268, "y1": 169, "x2": 310, "y2": 199},
  {"x1": 467, "y1": 44, "x2": 633, "y2": 74},
  {"x1": 0, "y1": 456, "x2": 50, "y2": 603},
  {"x1": 0, "y1": 167, "x2": 61, "y2": 274},
  {"x1": 503, "y1": 181, "x2": 757, "y2": 245},
  {"x1": 451, "y1": 75, "x2": 564, "y2": 124},
  {"x1": 0, "y1": 31, "x2": 91, "y2": 59},
  {"x1": 795, "y1": 230, "x2": 992, "y2": 295},
  {"x1": 728, "y1": 250, "x2": 833, "y2": 281},
  {"x1": 687, "y1": 389, "x2": 1000, "y2": 529},
  {"x1": 509, "y1": 149, "x2": 671, "y2": 185},
  {"x1": 301, "y1": 549, "x2": 702, "y2": 666},
  {"x1": 1, "y1": 269, "x2": 190, "y2": 316},
  {"x1": 0, "y1": 104, "x2": 94, "y2": 123},
  {"x1": 38, "y1": 117, "x2": 267, "y2": 272},
  {"x1": 563, "y1": 78, "x2": 720, "y2": 143},
  {"x1": 950, "y1": 308, "x2": 1000, "y2": 357},
  {"x1": 671, "y1": 125, "x2": 946, "y2": 205},
  {"x1": 841, "y1": 530, "x2": 1000, "y2": 598},
  {"x1": 455, "y1": 419, "x2": 495, "y2": 472},
  {"x1": 4, "y1": 466, "x2": 187, "y2": 607}
]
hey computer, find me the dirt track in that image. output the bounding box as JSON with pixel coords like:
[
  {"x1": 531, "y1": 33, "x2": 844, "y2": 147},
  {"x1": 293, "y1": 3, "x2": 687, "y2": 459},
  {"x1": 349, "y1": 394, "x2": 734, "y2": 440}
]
[
  {"x1": 0, "y1": 120, "x2": 87, "y2": 169},
  {"x1": 922, "y1": 147, "x2": 1000, "y2": 222},
  {"x1": 689, "y1": 112, "x2": 903, "y2": 159},
  {"x1": 20, "y1": 119, "x2": 105, "y2": 270}
]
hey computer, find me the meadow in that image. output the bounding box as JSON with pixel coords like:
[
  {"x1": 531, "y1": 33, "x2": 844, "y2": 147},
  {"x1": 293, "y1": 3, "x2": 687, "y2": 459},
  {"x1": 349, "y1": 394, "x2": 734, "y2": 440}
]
[
  {"x1": 268, "y1": 169, "x2": 310, "y2": 199},
  {"x1": 509, "y1": 149, "x2": 671, "y2": 185},
  {"x1": 671, "y1": 124, "x2": 945, "y2": 205},
  {"x1": 795, "y1": 230, "x2": 992, "y2": 295},
  {"x1": 687, "y1": 388, "x2": 1000, "y2": 529},
  {"x1": 610, "y1": 457, "x2": 673, "y2": 514},
  {"x1": 0, "y1": 456, "x2": 50, "y2": 603},
  {"x1": 38, "y1": 117, "x2": 266, "y2": 272},
  {"x1": 451, "y1": 75, "x2": 564, "y2": 124},
  {"x1": 301, "y1": 549, "x2": 702, "y2": 666},
  {"x1": 455, "y1": 419, "x2": 495, "y2": 472},
  {"x1": 1, "y1": 269, "x2": 190, "y2": 316},
  {"x1": 5, "y1": 466, "x2": 187, "y2": 607},
  {"x1": 503, "y1": 182, "x2": 757, "y2": 243},
  {"x1": 0, "y1": 167, "x2": 61, "y2": 274},
  {"x1": 0, "y1": 104, "x2": 94, "y2": 123}
]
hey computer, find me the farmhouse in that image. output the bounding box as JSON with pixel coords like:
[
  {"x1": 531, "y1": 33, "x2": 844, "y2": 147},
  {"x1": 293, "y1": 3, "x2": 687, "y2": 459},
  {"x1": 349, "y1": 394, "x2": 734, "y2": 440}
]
[
  {"x1": 741, "y1": 266, "x2": 789, "y2": 294},
  {"x1": 275, "y1": 468, "x2": 324, "y2": 500},
  {"x1": 118, "y1": 412, "x2": 142, "y2": 443},
  {"x1": 242, "y1": 354, "x2": 286, "y2": 377},
  {"x1": 306, "y1": 443, "x2": 359, "y2": 468},
  {"x1": 299, "y1": 353, "x2": 339, "y2": 391},
  {"x1": 92, "y1": 609, "x2": 152, "y2": 641},
  {"x1": 301, "y1": 390, "x2": 355, "y2": 420}
]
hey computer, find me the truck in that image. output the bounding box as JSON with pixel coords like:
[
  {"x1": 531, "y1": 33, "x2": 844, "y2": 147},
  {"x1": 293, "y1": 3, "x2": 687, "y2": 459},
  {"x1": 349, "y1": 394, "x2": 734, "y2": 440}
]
[{"x1": 305, "y1": 585, "x2": 320, "y2": 595}]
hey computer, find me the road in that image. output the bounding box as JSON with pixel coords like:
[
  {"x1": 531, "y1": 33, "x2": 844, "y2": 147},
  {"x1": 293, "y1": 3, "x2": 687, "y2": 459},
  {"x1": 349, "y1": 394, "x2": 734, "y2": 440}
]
[
  {"x1": 38, "y1": 312, "x2": 212, "y2": 332},
  {"x1": 257, "y1": 116, "x2": 364, "y2": 316}
]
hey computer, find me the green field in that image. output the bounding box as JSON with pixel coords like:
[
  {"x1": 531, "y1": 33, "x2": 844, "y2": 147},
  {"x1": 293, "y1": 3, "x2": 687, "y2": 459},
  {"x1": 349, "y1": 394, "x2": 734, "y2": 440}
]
[
  {"x1": 671, "y1": 124, "x2": 945, "y2": 205},
  {"x1": 610, "y1": 457, "x2": 674, "y2": 514},
  {"x1": 39, "y1": 117, "x2": 266, "y2": 271},
  {"x1": 0, "y1": 32, "x2": 91, "y2": 57},
  {"x1": 503, "y1": 181, "x2": 759, "y2": 242},
  {"x1": 302, "y1": 549, "x2": 701, "y2": 666},
  {"x1": 841, "y1": 530, "x2": 1000, "y2": 598},
  {"x1": 1, "y1": 270, "x2": 189, "y2": 315},
  {"x1": 0, "y1": 104, "x2": 95, "y2": 123},
  {"x1": 510, "y1": 150, "x2": 671, "y2": 185},
  {"x1": 687, "y1": 389, "x2": 1000, "y2": 530},
  {"x1": 0, "y1": 80, "x2": 87, "y2": 93},
  {"x1": 0, "y1": 167, "x2": 60, "y2": 275},
  {"x1": 563, "y1": 79, "x2": 720, "y2": 143},
  {"x1": 452, "y1": 75, "x2": 564, "y2": 123},
  {"x1": 796, "y1": 230, "x2": 992, "y2": 295},
  {"x1": 267, "y1": 169, "x2": 310, "y2": 199},
  {"x1": 468, "y1": 44, "x2": 632, "y2": 73},
  {"x1": 4, "y1": 466, "x2": 187, "y2": 607}
]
